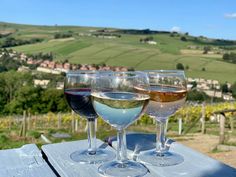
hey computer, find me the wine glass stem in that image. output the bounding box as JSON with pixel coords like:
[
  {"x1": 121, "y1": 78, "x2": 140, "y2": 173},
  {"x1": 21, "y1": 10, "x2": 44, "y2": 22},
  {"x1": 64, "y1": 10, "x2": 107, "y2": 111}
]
[
  {"x1": 87, "y1": 118, "x2": 97, "y2": 155},
  {"x1": 117, "y1": 129, "x2": 127, "y2": 163},
  {"x1": 156, "y1": 119, "x2": 167, "y2": 155}
]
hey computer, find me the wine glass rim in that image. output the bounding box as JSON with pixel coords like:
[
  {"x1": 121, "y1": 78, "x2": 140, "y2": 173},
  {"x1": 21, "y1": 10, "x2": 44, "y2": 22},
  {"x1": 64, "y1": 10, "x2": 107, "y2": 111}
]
[
  {"x1": 66, "y1": 70, "x2": 97, "y2": 75},
  {"x1": 143, "y1": 70, "x2": 185, "y2": 74},
  {"x1": 98, "y1": 71, "x2": 147, "y2": 78}
]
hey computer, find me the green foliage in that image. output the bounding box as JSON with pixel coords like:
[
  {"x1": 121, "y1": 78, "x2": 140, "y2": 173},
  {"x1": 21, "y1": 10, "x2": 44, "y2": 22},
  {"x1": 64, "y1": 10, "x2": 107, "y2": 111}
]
[
  {"x1": 0, "y1": 50, "x2": 21, "y2": 71},
  {"x1": 230, "y1": 82, "x2": 236, "y2": 98},
  {"x1": 176, "y1": 63, "x2": 185, "y2": 70},
  {"x1": 27, "y1": 52, "x2": 53, "y2": 61},
  {"x1": 140, "y1": 36, "x2": 154, "y2": 42},
  {"x1": 40, "y1": 89, "x2": 69, "y2": 113},
  {"x1": 203, "y1": 46, "x2": 211, "y2": 54},
  {"x1": 221, "y1": 83, "x2": 229, "y2": 93},
  {"x1": 222, "y1": 52, "x2": 236, "y2": 63},
  {"x1": 0, "y1": 134, "x2": 9, "y2": 143},
  {"x1": 0, "y1": 71, "x2": 69, "y2": 115},
  {"x1": 54, "y1": 31, "x2": 73, "y2": 39},
  {"x1": 187, "y1": 89, "x2": 210, "y2": 102},
  {"x1": 1, "y1": 37, "x2": 43, "y2": 48},
  {"x1": 180, "y1": 36, "x2": 187, "y2": 41},
  {"x1": 27, "y1": 131, "x2": 41, "y2": 139}
]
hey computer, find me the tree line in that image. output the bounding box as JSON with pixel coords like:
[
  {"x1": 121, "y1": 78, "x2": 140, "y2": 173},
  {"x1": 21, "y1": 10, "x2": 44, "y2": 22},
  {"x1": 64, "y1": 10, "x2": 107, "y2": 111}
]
[
  {"x1": 223, "y1": 52, "x2": 236, "y2": 64},
  {"x1": 0, "y1": 37, "x2": 43, "y2": 48},
  {"x1": 0, "y1": 71, "x2": 69, "y2": 115}
]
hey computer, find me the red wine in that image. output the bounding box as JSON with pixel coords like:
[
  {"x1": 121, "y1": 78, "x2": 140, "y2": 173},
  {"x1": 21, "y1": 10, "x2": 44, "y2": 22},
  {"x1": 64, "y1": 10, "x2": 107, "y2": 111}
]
[{"x1": 64, "y1": 88, "x2": 98, "y2": 119}]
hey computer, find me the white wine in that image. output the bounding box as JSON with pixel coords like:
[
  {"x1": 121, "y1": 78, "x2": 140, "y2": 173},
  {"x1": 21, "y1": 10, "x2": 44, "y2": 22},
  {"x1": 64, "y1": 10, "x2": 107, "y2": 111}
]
[
  {"x1": 91, "y1": 92, "x2": 149, "y2": 130},
  {"x1": 136, "y1": 85, "x2": 187, "y2": 121}
]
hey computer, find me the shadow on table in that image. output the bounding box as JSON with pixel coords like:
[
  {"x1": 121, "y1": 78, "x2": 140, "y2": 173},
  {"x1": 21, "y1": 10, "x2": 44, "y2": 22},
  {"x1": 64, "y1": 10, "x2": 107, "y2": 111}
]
[
  {"x1": 106, "y1": 132, "x2": 174, "y2": 153},
  {"x1": 106, "y1": 132, "x2": 236, "y2": 177}
]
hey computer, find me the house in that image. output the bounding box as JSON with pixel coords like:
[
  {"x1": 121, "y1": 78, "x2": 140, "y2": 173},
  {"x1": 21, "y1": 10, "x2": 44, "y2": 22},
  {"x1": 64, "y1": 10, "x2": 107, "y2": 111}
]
[
  {"x1": 56, "y1": 82, "x2": 64, "y2": 90},
  {"x1": 147, "y1": 41, "x2": 157, "y2": 45},
  {"x1": 34, "y1": 79, "x2": 50, "y2": 88},
  {"x1": 63, "y1": 63, "x2": 71, "y2": 70},
  {"x1": 48, "y1": 61, "x2": 56, "y2": 69},
  {"x1": 17, "y1": 66, "x2": 30, "y2": 72}
]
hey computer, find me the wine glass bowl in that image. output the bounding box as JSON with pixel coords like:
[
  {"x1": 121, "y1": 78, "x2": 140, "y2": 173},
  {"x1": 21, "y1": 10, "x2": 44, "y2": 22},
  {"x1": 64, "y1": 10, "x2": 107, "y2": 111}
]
[
  {"x1": 91, "y1": 71, "x2": 150, "y2": 177},
  {"x1": 138, "y1": 70, "x2": 187, "y2": 166},
  {"x1": 64, "y1": 70, "x2": 115, "y2": 164}
]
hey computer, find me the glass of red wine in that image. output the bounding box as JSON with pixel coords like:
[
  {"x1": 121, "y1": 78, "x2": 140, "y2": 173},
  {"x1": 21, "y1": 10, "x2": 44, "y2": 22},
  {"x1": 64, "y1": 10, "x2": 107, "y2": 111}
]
[{"x1": 64, "y1": 70, "x2": 115, "y2": 164}]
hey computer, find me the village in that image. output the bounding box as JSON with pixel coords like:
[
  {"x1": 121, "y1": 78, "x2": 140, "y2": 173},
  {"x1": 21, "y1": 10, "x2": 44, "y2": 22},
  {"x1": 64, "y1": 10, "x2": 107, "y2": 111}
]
[{"x1": 0, "y1": 49, "x2": 234, "y2": 100}]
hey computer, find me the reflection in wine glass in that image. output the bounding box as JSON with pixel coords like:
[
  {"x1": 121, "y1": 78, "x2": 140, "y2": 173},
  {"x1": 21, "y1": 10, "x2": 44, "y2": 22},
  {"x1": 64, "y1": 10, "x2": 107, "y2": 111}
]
[
  {"x1": 138, "y1": 70, "x2": 187, "y2": 166},
  {"x1": 91, "y1": 72, "x2": 150, "y2": 177},
  {"x1": 64, "y1": 70, "x2": 115, "y2": 164}
]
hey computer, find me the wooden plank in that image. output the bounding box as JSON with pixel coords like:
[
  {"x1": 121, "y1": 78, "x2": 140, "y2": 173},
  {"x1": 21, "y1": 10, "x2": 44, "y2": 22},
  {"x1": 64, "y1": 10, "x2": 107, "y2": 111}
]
[
  {"x1": 42, "y1": 139, "x2": 156, "y2": 177},
  {"x1": 0, "y1": 144, "x2": 56, "y2": 177},
  {"x1": 112, "y1": 133, "x2": 236, "y2": 177}
]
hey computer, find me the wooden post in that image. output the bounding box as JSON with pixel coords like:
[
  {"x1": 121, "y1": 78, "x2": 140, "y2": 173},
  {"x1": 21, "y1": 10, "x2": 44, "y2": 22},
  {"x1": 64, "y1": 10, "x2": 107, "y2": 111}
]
[
  {"x1": 219, "y1": 113, "x2": 225, "y2": 144},
  {"x1": 34, "y1": 116, "x2": 37, "y2": 129},
  {"x1": 8, "y1": 116, "x2": 12, "y2": 131},
  {"x1": 27, "y1": 111, "x2": 31, "y2": 130},
  {"x1": 201, "y1": 102, "x2": 206, "y2": 134},
  {"x1": 230, "y1": 116, "x2": 234, "y2": 133},
  {"x1": 57, "y1": 113, "x2": 62, "y2": 129},
  {"x1": 178, "y1": 118, "x2": 182, "y2": 135},
  {"x1": 75, "y1": 118, "x2": 78, "y2": 132},
  {"x1": 20, "y1": 110, "x2": 27, "y2": 137}
]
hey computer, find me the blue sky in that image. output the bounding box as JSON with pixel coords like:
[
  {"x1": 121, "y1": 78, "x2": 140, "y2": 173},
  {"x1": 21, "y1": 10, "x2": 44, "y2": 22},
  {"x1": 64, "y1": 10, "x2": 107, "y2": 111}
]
[{"x1": 1, "y1": 0, "x2": 236, "y2": 39}]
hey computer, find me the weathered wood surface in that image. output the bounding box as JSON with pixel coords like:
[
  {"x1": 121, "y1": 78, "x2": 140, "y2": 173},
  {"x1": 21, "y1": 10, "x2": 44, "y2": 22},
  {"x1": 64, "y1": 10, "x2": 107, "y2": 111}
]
[
  {"x1": 0, "y1": 144, "x2": 56, "y2": 177},
  {"x1": 2, "y1": 134, "x2": 236, "y2": 177},
  {"x1": 42, "y1": 139, "x2": 155, "y2": 177},
  {"x1": 112, "y1": 133, "x2": 236, "y2": 177}
]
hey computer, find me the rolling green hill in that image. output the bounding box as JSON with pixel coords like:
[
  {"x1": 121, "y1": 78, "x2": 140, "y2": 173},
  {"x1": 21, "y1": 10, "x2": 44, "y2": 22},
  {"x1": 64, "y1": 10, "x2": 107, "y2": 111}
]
[{"x1": 0, "y1": 22, "x2": 236, "y2": 83}]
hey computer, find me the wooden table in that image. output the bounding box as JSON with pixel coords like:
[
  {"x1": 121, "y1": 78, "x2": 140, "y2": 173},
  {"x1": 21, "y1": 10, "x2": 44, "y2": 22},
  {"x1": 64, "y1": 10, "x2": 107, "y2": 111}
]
[{"x1": 1, "y1": 133, "x2": 236, "y2": 177}]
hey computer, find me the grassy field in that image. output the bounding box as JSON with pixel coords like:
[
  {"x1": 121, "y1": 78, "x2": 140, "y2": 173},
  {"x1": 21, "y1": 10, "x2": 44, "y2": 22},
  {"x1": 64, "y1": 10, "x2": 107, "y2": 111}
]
[{"x1": 1, "y1": 22, "x2": 236, "y2": 83}]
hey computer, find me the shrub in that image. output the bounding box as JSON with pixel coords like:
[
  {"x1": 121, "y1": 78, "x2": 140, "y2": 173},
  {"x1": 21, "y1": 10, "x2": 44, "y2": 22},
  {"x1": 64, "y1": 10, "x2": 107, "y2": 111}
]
[
  {"x1": 27, "y1": 131, "x2": 41, "y2": 139},
  {"x1": 180, "y1": 36, "x2": 187, "y2": 41},
  {"x1": 176, "y1": 63, "x2": 185, "y2": 70},
  {"x1": 0, "y1": 134, "x2": 9, "y2": 143}
]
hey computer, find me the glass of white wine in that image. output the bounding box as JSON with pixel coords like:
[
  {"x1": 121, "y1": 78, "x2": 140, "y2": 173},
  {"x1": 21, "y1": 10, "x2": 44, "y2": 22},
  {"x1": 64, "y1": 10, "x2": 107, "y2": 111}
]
[
  {"x1": 138, "y1": 70, "x2": 187, "y2": 166},
  {"x1": 91, "y1": 71, "x2": 150, "y2": 177}
]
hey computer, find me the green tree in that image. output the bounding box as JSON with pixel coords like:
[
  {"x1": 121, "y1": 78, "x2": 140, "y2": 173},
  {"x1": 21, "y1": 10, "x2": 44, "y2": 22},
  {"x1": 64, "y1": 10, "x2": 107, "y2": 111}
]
[
  {"x1": 176, "y1": 63, "x2": 185, "y2": 70},
  {"x1": 187, "y1": 89, "x2": 209, "y2": 102},
  {"x1": 5, "y1": 86, "x2": 42, "y2": 114},
  {"x1": 180, "y1": 36, "x2": 187, "y2": 41},
  {"x1": 41, "y1": 89, "x2": 69, "y2": 113},
  {"x1": 231, "y1": 82, "x2": 236, "y2": 98},
  {"x1": 221, "y1": 83, "x2": 229, "y2": 93},
  {"x1": 203, "y1": 46, "x2": 211, "y2": 54}
]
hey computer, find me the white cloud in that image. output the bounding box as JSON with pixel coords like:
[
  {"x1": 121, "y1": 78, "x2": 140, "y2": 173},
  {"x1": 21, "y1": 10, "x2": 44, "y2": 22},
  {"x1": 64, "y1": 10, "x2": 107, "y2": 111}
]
[
  {"x1": 224, "y1": 13, "x2": 236, "y2": 19},
  {"x1": 170, "y1": 26, "x2": 181, "y2": 32}
]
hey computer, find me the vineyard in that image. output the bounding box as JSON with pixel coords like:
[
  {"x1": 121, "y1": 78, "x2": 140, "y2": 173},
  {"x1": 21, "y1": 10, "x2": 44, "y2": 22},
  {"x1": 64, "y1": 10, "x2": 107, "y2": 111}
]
[{"x1": 0, "y1": 102, "x2": 235, "y2": 149}]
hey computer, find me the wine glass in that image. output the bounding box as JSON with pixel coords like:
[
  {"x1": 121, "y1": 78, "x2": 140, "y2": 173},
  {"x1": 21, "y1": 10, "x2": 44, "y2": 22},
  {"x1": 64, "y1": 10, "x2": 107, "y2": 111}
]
[
  {"x1": 64, "y1": 70, "x2": 115, "y2": 164},
  {"x1": 91, "y1": 71, "x2": 150, "y2": 177},
  {"x1": 138, "y1": 70, "x2": 187, "y2": 166}
]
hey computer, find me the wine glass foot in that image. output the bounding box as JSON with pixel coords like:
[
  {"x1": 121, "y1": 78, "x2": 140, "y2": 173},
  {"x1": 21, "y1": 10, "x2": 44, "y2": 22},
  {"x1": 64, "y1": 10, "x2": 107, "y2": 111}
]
[
  {"x1": 98, "y1": 160, "x2": 148, "y2": 177},
  {"x1": 138, "y1": 150, "x2": 184, "y2": 167},
  {"x1": 70, "y1": 148, "x2": 115, "y2": 164}
]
